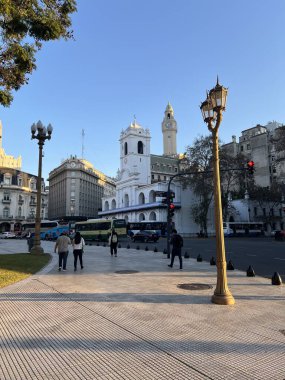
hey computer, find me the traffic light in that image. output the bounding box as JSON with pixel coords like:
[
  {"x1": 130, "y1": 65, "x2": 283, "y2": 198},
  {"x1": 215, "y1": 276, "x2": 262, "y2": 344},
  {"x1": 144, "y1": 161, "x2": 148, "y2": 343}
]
[
  {"x1": 247, "y1": 160, "x2": 255, "y2": 175},
  {"x1": 169, "y1": 203, "x2": 175, "y2": 218},
  {"x1": 169, "y1": 191, "x2": 175, "y2": 203}
]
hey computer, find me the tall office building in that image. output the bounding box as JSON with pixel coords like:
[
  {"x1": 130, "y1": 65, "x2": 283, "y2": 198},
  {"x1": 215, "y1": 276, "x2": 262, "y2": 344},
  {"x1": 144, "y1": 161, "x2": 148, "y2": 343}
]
[{"x1": 48, "y1": 156, "x2": 115, "y2": 220}]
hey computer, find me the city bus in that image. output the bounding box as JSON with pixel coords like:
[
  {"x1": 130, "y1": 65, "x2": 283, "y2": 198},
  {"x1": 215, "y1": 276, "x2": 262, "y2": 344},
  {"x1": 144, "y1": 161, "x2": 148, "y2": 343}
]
[
  {"x1": 21, "y1": 220, "x2": 59, "y2": 238},
  {"x1": 223, "y1": 222, "x2": 264, "y2": 236},
  {"x1": 127, "y1": 221, "x2": 167, "y2": 236},
  {"x1": 74, "y1": 218, "x2": 127, "y2": 241}
]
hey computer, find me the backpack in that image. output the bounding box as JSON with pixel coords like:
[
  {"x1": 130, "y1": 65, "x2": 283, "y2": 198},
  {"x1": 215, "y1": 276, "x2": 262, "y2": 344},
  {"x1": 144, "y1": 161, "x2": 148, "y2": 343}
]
[{"x1": 112, "y1": 234, "x2": 118, "y2": 243}]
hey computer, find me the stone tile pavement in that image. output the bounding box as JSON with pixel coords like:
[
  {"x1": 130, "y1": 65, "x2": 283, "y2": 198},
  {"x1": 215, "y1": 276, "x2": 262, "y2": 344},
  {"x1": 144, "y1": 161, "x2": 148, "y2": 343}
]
[{"x1": 0, "y1": 240, "x2": 284, "y2": 379}]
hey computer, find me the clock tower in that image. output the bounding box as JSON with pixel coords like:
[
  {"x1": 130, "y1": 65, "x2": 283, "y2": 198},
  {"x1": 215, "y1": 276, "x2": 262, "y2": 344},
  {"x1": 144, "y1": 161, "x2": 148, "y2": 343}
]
[{"x1": 162, "y1": 102, "x2": 177, "y2": 156}]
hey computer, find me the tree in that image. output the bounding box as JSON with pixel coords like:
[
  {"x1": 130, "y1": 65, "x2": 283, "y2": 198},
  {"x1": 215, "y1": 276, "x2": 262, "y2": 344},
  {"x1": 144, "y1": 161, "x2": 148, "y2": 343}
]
[
  {"x1": 248, "y1": 183, "x2": 283, "y2": 229},
  {"x1": 183, "y1": 135, "x2": 214, "y2": 236},
  {"x1": 0, "y1": 0, "x2": 77, "y2": 107},
  {"x1": 183, "y1": 135, "x2": 248, "y2": 234}
]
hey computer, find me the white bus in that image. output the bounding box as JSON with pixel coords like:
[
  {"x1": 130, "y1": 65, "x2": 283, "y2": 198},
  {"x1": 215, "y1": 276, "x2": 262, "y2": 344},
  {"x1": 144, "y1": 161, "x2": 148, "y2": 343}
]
[{"x1": 223, "y1": 222, "x2": 264, "y2": 236}]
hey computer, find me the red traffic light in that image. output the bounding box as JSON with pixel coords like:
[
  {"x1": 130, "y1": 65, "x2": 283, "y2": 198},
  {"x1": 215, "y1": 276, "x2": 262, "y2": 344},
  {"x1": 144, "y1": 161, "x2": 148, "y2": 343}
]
[
  {"x1": 169, "y1": 203, "x2": 175, "y2": 210},
  {"x1": 247, "y1": 160, "x2": 255, "y2": 175}
]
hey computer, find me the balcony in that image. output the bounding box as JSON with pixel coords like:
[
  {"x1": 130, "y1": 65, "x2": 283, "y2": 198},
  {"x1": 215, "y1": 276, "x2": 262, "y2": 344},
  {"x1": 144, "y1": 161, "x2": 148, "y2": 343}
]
[
  {"x1": 18, "y1": 200, "x2": 24, "y2": 205},
  {"x1": 2, "y1": 199, "x2": 11, "y2": 204},
  {"x1": 15, "y1": 216, "x2": 25, "y2": 221},
  {"x1": 0, "y1": 216, "x2": 13, "y2": 220},
  {"x1": 29, "y1": 201, "x2": 37, "y2": 206}
]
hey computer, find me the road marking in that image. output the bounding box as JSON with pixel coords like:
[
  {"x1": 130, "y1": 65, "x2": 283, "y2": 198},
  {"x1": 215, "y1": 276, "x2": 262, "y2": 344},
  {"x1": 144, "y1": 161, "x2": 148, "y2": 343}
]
[{"x1": 274, "y1": 258, "x2": 285, "y2": 261}]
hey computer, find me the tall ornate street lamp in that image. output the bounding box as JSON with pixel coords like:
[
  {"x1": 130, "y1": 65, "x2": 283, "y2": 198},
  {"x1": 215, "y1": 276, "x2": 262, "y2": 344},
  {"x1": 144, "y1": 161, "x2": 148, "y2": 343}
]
[
  {"x1": 200, "y1": 78, "x2": 235, "y2": 305},
  {"x1": 30, "y1": 121, "x2": 53, "y2": 255}
]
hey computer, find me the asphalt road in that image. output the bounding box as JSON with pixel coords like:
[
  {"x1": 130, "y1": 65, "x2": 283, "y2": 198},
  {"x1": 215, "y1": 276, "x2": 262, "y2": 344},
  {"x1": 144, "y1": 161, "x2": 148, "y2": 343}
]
[{"x1": 117, "y1": 236, "x2": 285, "y2": 282}]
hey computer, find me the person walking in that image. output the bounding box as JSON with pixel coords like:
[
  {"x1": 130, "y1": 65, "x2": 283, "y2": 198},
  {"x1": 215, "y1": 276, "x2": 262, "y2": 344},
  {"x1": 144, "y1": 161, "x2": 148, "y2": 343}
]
[
  {"x1": 168, "y1": 229, "x2": 183, "y2": 270},
  {"x1": 109, "y1": 228, "x2": 118, "y2": 257},
  {"x1": 72, "y1": 231, "x2": 85, "y2": 271},
  {"x1": 54, "y1": 231, "x2": 71, "y2": 271}
]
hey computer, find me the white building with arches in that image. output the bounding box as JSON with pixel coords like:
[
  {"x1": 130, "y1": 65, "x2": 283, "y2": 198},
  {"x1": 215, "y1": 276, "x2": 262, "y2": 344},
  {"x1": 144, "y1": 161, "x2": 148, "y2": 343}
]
[{"x1": 99, "y1": 105, "x2": 213, "y2": 235}]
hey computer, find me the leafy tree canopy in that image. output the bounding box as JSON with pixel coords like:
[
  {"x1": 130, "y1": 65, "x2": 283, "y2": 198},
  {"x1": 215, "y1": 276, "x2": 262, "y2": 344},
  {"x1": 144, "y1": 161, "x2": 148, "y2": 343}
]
[{"x1": 0, "y1": 0, "x2": 77, "y2": 107}]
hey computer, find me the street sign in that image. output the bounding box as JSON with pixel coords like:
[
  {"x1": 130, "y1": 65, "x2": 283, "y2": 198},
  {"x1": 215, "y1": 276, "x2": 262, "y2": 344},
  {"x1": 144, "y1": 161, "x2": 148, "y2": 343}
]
[{"x1": 155, "y1": 191, "x2": 168, "y2": 198}]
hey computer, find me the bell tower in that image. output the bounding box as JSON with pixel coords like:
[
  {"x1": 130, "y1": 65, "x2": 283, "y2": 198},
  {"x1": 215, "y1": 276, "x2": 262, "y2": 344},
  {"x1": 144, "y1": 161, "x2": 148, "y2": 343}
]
[
  {"x1": 119, "y1": 119, "x2": 151, "y2": 185},
  {"x1": 162, "y1": 102, "x2": 177, "y2": 156}
]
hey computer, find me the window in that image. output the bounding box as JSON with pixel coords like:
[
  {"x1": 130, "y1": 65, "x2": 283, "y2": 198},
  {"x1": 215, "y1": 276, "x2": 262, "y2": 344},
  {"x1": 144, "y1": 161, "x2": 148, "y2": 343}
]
[
  {"x1": 3, "y1": 192, "x2": 10, "y2": 201},
  {"x1": 30, "y1": 179, "x2": 36, "y2": 190},
  {"x1": 3, "y1": 207, "x2": 9, "y2": 218},
  {"x1": 18, "y1": 177, "x2": 22, "y2": 187},
  {"x1": 174, "y1": 167, "x2": 178, "y2": 172},
  {"x1": 247, "y1": 144, "x2": 251, "y2": 150},
  {"x1": 254, "y1": 207, "x2": 257, "y2": 216},
  {"x1": 138, "y1": 141, "x2": 143, "y2": 154},
  {"x1": 263, "y1": 208, "x2": 266, "y2": 216},
  {"x1": 167, "y1": 113, "x2": 170, "y2": 119},
  {"x1": 240, "y1": 145, "x2": 244, "y2": 152},
  {"x1": 124, "y1": 142, "x2": 128, "y2": 155},
  {"x1": 4, "y1": 174, "x2": 11, "y2": 185},
  {"x1": 18, "y1": 207, "x2": 22, "y2": 217}
]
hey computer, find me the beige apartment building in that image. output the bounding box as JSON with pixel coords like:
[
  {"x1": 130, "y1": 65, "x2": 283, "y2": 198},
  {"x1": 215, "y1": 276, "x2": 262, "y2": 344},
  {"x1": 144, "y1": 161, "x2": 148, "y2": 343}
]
[{"x1": 48, "y1": 157, "x2": 115, "y2": 220}]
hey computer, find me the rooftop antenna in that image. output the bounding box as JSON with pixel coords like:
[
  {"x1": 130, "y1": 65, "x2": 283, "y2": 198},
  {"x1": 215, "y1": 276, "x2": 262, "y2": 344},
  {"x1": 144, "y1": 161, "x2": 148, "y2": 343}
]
[{"x1": 81, "y1": 129, "x2": 85, "y2": 159}]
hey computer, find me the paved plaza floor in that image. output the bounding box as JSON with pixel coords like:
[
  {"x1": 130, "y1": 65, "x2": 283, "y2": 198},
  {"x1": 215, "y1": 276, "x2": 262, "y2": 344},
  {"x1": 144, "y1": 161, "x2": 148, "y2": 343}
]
[{"x1": 0, "y1": 239, "x2": 284, "y2": 379}]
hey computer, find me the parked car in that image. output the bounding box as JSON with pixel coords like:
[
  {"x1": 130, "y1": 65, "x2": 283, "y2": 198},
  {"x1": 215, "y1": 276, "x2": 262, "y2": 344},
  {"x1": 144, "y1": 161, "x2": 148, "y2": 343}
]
[
  {"x1": 131, "y1": 230, "x2": 159, "y2": 243},
  {"x1": 0, "y1": 232, "x2": 16, "y2": 239},
  {"x1": 271, "y1": 230, "x2": 280, "y2": 237},
  {"x1": 274, "y1": 230, "x2": 285, "y2": 241}
]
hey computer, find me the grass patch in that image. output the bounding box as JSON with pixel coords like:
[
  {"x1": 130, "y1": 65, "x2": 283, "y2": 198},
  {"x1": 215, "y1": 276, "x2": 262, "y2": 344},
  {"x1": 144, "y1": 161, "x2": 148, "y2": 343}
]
[{"x1": 0, "y1": 253, "x2": 50, "y2": 289}]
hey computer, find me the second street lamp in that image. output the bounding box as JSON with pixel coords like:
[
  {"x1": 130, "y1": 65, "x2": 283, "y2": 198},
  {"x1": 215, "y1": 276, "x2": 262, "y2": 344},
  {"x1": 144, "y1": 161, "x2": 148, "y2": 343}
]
[
  {"x1": 200, "y1": 78, "x2": 235, "y2": 306},
  {"x1": 30, "y1": 121, "x2": 53, "y2": 255}
]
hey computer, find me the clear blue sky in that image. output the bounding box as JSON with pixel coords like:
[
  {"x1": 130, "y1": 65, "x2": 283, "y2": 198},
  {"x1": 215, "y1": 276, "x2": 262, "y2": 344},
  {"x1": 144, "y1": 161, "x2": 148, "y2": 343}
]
[{"x1": 1, "y1": 0, "x2": 285, "y2": 181}]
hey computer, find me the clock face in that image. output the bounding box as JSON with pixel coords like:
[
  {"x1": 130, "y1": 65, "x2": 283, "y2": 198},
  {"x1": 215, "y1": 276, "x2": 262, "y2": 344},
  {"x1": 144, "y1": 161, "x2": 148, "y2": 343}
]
[
  {"x1": 70, "y1": 162, "x2": 76, "y2": 168},
  {"x1": 166, "y1": 122, "x2": 171, "y2": 128}
]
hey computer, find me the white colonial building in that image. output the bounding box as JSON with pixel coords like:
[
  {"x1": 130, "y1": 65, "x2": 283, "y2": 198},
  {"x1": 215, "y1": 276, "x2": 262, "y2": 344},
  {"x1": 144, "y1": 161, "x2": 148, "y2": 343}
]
[{"x1": 99, "y1": 104, "x2": 215, "y2": 236}]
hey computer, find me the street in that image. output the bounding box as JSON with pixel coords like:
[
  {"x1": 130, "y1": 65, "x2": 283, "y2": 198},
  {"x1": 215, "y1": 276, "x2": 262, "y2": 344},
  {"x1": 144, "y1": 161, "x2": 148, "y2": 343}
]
[{"x1": 121, "y1": 236, "x2": 285, "y2": 282}]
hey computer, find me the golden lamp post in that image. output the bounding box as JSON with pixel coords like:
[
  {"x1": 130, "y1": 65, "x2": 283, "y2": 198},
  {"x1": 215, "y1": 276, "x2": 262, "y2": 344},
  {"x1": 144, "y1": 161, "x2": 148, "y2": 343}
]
[
  {"x1": 30, "y1": 121, "x2": 53, "y2": 255},
  {"x1": 200, "y1": 78, "x2": 235, "y2": 306}
]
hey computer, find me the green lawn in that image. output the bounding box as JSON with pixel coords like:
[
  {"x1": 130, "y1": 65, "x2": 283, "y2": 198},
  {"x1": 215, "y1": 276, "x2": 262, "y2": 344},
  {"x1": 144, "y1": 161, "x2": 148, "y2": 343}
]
[{"x1": 0, "y1": 254, "x2": 50, "y2": 289}]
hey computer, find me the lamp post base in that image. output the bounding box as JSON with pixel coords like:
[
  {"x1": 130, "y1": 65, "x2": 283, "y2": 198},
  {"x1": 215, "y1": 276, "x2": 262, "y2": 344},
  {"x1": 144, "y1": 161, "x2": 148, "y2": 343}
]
[
  {"x1": 30, "y1": 245, "x2": 44, "y2": 255},
  {"x1": 212, "y1": 292, "x2": 235, "y2": 305}
]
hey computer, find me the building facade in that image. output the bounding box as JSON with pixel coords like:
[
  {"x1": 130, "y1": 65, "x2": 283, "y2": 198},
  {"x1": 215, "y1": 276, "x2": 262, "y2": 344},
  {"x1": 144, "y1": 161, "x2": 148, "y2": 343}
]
[
  {"x1": 48, "y1": 157, "x2": 115, "y2": 220},
  {"x1": 223, "y1": 121, "x2": 285, "y2": 233},
  {"x1": 0, "y1": 121, "x2": 48, "y2": 232},
  {"x1": 223, "y1": 121, "x2": 285, "y2": 187},
  {"x1": 99, "y1": 104, "x2": 215, "y2": 236},
  {"x1": 0, "y1": 168, "x2": 48, "y2": 233}
]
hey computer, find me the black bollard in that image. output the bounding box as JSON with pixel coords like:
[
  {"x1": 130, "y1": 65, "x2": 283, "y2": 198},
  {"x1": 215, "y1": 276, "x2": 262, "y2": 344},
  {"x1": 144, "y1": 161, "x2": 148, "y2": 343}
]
[
  {"x1": 154, "y1": 246, "x2": 158, "y2": 252},
  {"x1": 272, "y1": 272, "x2": 282, "y2": 285},
  {"x1": 227, "y1": 260, "x2": 234, "y2": 270},
  {"x1": 127, "y1": 244, "x2": 130, "y2": 249},
  {"x1": 210, "y1": 256, "x2": 216, "y2": 265},
  {"x1": 118, "y1": 243, "x2": 121, "y2": 248},
  {"x1": 145, "y1": 246, "x2": 149, "y2": 251},
  {"x1": 184, "y1": 251, "x2": 190, "y2": 259},
  {"x1": 103, "y1": 243, "x2": 106, "y2": 247},
  {"x1": 163, "y1": 248, "x2": 167, "y2": 255},
  {"x1": 96, "y1": 243, "x2": 100, "y2": 246},
  {"x1": 136, "y1": 245, "x2": 140, "y2": 250},
  {"x1": 197, "y1": 254, "x2": 203, "y2": 262},
  {"x1": 246, "y1": 265, "x2": 255, "y2": 277}
]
